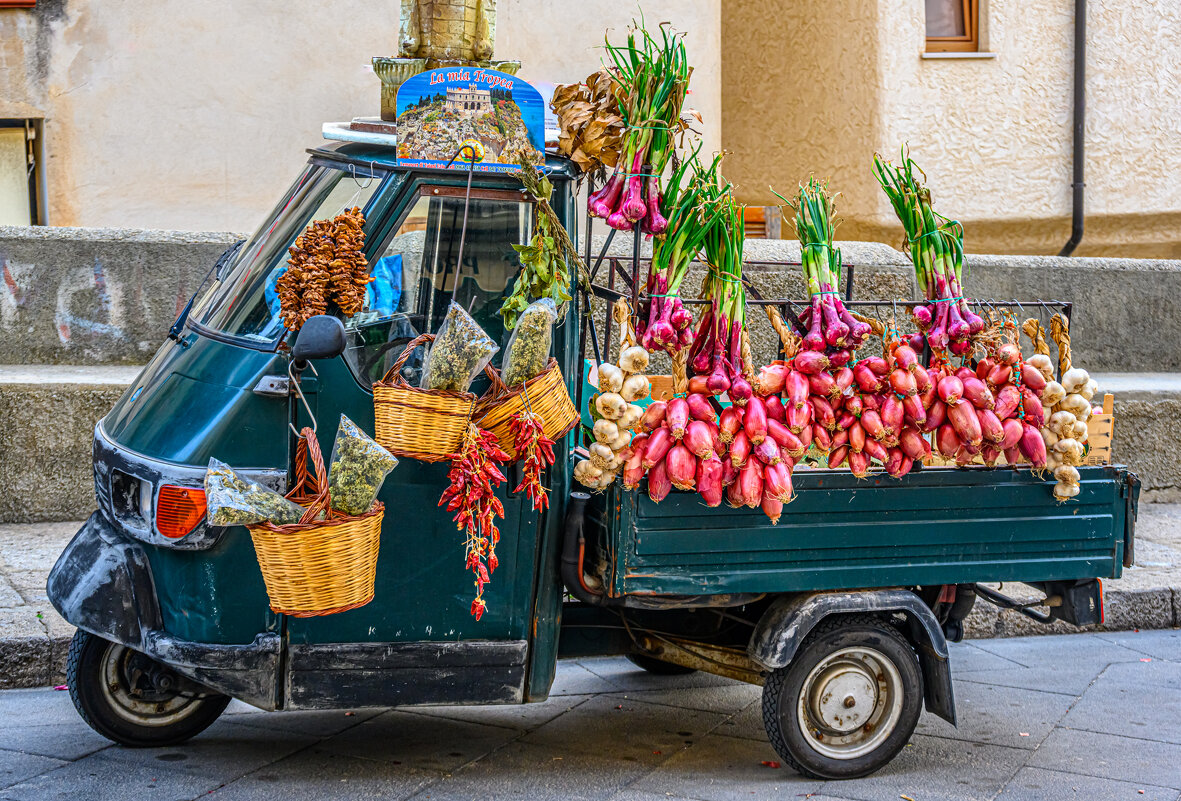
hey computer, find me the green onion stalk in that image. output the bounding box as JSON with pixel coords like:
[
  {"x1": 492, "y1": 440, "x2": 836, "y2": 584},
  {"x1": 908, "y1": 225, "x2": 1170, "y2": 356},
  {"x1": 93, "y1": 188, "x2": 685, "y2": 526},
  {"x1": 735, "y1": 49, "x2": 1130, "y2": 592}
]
[
  {"x1": 590, "y1": 21, "x2": 691, "y2": 233},
  {"x1": 640, "y1": 147, "x2": 728, "y2": 354},
  {"x1": 688, "y1": 164, "x2": 752, "y2": 403},
  {"x1": 873, "y1": 148, "x2": 983, "y2": 355},
  {"x1": 773, "y1": 178, "x2": 870, "y2": 365}
]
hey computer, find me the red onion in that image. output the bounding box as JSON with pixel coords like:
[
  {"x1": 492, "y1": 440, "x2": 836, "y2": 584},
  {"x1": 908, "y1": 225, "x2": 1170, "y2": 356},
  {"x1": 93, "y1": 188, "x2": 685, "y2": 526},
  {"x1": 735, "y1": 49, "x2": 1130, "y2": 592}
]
[
  {"x1": 937, "y1": 424, "x2": 962, "y2": 459},
  {"x1": 981, "y1": 445, "x2": 1001, "y2": 466},
  {"x1": 792, "y1": 350, "x2": 830, "y2": 376},
  {"x1": 812, "y1": 425, "x2": 833, "y2": 452},
  {"x1": 730, "y1": 430, "x2": 751, "y2": 467},
  {"x1": 797, "y1": 422, "x2": 813, "y2": 449},
  {"x1": 828, "y1": 445, "x2": 849, "y2": 469},
  {"x1": 786, "y1": 401, "x2": 812, "y2": 434},
  {"x1": 829, "y1": 348, "x2": 853, "y2": 368},
  {"x1": 999, "y1": 418, "x2": 1024, "y2": 450},
  {"x1": 744, "y1": 396, "x2": 769, "y2": 444},
  {"x1": 862, "y1": 393, "x2": 883, "y2": 412},
  {"x1": 864, "y1": 356, "x2": 890, "y2": 377},
  {"x1": 697, "y1": 456, "x2": 724, "y2": 507},
  {"x1": 1019, "y1": 422, "x2": 1048, "y2": 468},
  {"x1": 863, "y1": 438, "x2": 889, "y2": 463},
  {"x1": 1020, "y1": 362, "x2": 1047, "y2": 392},
  {"x1": 761, "y1": 495, "x2": 784, "y2": 525},
  {"x1": 845, "y1": 394, "x2": 864, "y2": 418},
  {"x1": 956, "y1": 366, "x2": 976, "y2": 381},
  {"x1": 721, "y1": 458, "x2": 738, "y2": 487},
  {"x1": 764, "y1": 395, "x2": 786, "y2": 423},
  {"x1": 997, "y1": 343, "x2": 1021, "y2": 366},
  {"x1": 685, "y1": 420, "x2": 716, "y2": 459},
  {"x1": 766, "y1": 418, "x2": 792, "y2": 448},
  {"x1": 849, "y1": 421, "x2": 866, "y2": 453},
  {"x1": 994, "y1": 385, "x2": 1021, "y2": 420},
  {"x1": 730, "y1": 375, "x2": 754, "y2": 406},
  {"x1": 666, "y1": 397, "x2": 690, "y2": 439},
  {"x1": 640, "y1": 401, "x2": 667, "y2": 433},
  {"x1": 836, "y1": 410, "x2": 857, "y2": 431},
  {"x1": 854, "y1": 361, "x2": 883, "y2": 393},
  {"x1": 861, "y1": 409, "x2": 885, "y2": 441},
  {"x1": 881, "y1": 395, "x2": 905, "y2": 439},
  {"x1": 961, "y1": 377, "x2": 995, "y2": 411},
  {"x1": 1021, "y1": 388, "x2": 1045, "y2": 427},
  {"x1": 986, "y1": 363, "x2": 1012, "y2": 389},
  {"x1": 785, "y1": 370, "x2": 810, "y2": 410},
  {"x1": 834, "y1": 367, "x2": 855, "y2": 397},
  {"x1": 949, "y1": 400, "x2": 984, "y2": 447},
  {"x1": 885, "y1": 447, "x2": 907, "y2": 478},
  {"x1": 899, "y1": 427, "x2": 929, "y2": 461},
  {"x1": 753, "y1": 438, "x2": 781, "y2": 465},
  {"x1": 848, "y1": 450, "x2": 871, "y2": 478},
  {"x1": 903, "y1": 394, "x2": 927, "y2": 428},
  {"x1": 893, "y1": 344, "x2": 920, "y2": 371},
  {"x1": 647, "y1": 459, "x2": 671, "y2": 502},
  {"x1": 812, "y1": 396, "x2": 837, "y2": 430},
  {"x1": 809, "y1": 371, "x2": 837, "y2": 398},
  {"x1": 976, "y1": 358, "x2": 995, "y2": 381},
  {"x1": 709, "y1": 424, "x2": 723, "y2": 458},
  {"x1": 755, "y1": 362, "x2": 789, "y2": 396},
  {"x1": 687, "y1": 393, "x2": 718, "y2": 424},
  {"x1": 937, "y1": 375, "x2": 964, "y2": 404},
  {"x1": 763, "y1": 461, "x2": 793, "y2": 502},
  {"x1": 623, "y1": 437, "x2": 648, "y2": 489},
  {"x1": 912, "y1": 367, "x2": 933, "y2": 395},
  {"x1": 719, "y1": 406, "x2": 742, "y2": 443},
  {"x1": 1004, "y1": 445, "x2": 1022, "y2": 465},
  {"x1": 923, "y1": 399, "x2": 947, "y2": 433},
  {"x1": 687, "y1": 375, "x2": 711, "y2": 396},
  {"x1": 643, "y1": 427, "x2": 673, "y2": 469},
  {"x1": 736, "y1": 460, "x2": 764, "y2": 508},
  {"x1": 889, "y1": 369, "x2": 917, "y2": 397},
  {"x1": 831, "y1": 429, "x2": 849, "y2": 451},
  {"x1": 979, "y1": 409, "x2": 1005, "y2": 444},
  {"x1": 666, "y1": 444, "x2": 697, "y2": 490}
]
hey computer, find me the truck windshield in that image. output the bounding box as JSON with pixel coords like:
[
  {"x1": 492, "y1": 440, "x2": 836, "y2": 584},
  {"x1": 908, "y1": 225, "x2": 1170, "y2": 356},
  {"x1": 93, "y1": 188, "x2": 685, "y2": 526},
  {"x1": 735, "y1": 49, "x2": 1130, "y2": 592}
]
[{"x1": 192, "y1": 164, "x2": 383, "y2": 345}]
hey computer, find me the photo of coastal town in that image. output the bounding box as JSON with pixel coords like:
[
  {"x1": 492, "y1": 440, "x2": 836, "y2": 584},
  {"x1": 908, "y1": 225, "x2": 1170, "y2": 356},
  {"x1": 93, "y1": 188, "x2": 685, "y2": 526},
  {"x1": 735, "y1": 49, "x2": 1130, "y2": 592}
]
[{"x1": 396, "y1": 70, "x2": 544, "y2": 171}]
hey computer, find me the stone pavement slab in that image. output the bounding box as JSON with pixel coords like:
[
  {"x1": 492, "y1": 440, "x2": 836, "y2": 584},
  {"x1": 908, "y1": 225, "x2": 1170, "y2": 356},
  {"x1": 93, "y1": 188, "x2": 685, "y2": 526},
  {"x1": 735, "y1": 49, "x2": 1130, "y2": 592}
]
[{"x1": 0, "y1": 633, "x2": 1179, "y2": 800}]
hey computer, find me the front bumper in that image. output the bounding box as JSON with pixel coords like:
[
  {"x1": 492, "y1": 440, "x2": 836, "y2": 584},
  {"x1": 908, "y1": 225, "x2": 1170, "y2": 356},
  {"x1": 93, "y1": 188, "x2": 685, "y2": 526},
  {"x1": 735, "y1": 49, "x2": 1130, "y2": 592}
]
[{"x1": 48, "y1": 513, "x2": 279, "y2": 709}]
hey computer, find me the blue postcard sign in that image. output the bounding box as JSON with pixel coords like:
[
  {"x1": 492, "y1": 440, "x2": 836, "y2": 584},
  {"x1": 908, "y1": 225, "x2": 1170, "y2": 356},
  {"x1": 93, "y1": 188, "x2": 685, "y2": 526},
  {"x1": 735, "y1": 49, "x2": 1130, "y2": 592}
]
[{"x1": 396, "y1": 67, "x2": 545, "y2": 172}]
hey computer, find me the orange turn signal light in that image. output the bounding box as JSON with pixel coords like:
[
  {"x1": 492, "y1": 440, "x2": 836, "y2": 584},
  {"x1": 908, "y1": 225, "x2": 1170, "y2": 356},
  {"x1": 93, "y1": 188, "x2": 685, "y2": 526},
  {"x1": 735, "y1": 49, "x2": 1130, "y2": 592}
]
[{"x1": 156, "y1": 485, "x2": 207, "y2": 539}]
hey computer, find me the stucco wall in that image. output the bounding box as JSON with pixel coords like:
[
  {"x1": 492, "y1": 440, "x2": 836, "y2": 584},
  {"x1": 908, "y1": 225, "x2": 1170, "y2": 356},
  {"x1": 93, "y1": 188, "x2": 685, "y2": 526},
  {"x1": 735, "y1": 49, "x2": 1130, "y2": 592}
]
[
  {"x1": 0, "y1": 0, "x2": 720, "y2": 233},
  {"x1": 722, "y1": 0, "x2": 1181, "y2": 259}
]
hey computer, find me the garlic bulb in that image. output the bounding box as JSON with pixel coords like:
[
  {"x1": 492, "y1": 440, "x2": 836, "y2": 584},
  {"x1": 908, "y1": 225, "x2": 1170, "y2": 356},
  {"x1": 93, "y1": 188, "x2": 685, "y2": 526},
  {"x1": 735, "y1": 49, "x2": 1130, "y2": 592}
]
[
  {"x1": 619, "y1": 346, "x2": 650, "y2": 375},
  {"x1": 620, "y1": 374, "x2": 651, "y2": 403},
  {"x1": 598, "y1": 363, "x2": 624, "y2": 394},
  {"x1": 617, "y1": 404, "x2": 644, "y2": 431},
  {"x1": 593, "y1": 418, "x2": 619, "y2": 444},
  {"x1": 1080, "y1": 378, "x2": 1098, "y2": 401},
  {"x1": 1070, "y1": 419, "x2": 1089, "y2": 441},
  {"x1": 1041, "y1": 381, "x2": 1066, "y2": 407},
  {"x1": 1027, "y1": 353, "x2": 1054, "y2": 379},
  {"x1": 1048, "y1": 410, "x2": 1077, "y2": 436},
  {"x1": 1041, "y1": 427, "x2": 1060, "y2": 449},
  {"x1": 589, "y1": 442, "x2": 615, "y2": 470},
  {"x1": 1061, "y1": 367, "x2": 1090, "y2": 395},
  {"x1": 1053, "y1": 481, "x2": 1080, "y2": 500},
  {"x1": 1054, "y1": 464, "x2": 1080, "y2": 483},
  {"x1": 609, "y1": 430, "x2": 632, "y2": 452},
  {"x1": 1045, "y1": 451, "x2": 1062, "y2": 472},
  {"x1": 1053, "y1": 438, "x2": 1085, "y2": 466},
  {"x1": 1059, "y1": 393, "x2": 1091, "y2": 421},
  {"x1": 595, "y1": 392, "x2": 627, "y2": 421},
  {"x1": 573, "y1": 458, "x2": 604, "y2": 488}
]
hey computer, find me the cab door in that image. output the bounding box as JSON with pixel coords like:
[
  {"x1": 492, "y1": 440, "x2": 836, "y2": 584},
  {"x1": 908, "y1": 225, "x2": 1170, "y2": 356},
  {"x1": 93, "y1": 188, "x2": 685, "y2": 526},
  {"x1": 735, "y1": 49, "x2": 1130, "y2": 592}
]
[{"x1": 283, "y1": 175, "x2": 548, "y2": 709}]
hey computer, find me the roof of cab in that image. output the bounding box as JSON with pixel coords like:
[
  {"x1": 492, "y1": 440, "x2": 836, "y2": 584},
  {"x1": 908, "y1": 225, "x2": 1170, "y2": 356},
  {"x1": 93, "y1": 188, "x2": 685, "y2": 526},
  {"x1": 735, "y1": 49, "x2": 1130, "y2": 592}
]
[{"x1": 308, "y1": 140, "x2": 581, "y2": 181}]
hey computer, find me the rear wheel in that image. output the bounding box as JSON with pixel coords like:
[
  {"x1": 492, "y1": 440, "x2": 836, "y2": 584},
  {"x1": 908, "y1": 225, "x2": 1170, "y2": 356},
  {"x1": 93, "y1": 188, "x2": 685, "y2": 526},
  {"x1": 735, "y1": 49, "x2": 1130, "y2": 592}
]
[
  {"x1": 761, "y1": 616, "x2": 922, "y2": 779},
  {"x1": 626, "y1": 653, "x2": 697, "y2": 675},
  {"x1": 67, "y1": 630, "x2": 230, "y2": 747}
]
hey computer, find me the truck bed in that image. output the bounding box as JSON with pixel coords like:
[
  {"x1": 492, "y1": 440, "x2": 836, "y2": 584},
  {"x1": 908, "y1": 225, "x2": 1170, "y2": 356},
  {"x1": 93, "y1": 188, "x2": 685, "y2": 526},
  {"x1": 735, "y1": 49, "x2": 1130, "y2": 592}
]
[{"x1": 588, "y1": 465, "x2": 1138, "y2": 597}]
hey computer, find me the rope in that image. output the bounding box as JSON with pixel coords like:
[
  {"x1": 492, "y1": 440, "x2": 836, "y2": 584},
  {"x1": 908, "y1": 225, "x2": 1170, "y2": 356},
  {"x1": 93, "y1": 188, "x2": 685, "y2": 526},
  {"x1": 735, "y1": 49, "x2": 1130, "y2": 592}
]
[
  {"x1": 1022, "y1": 318, "x2": 1051, "y2": 356},
  {"x1": 671, "y1": 349, "x2": 688, "y2": 395},
  {"x1": 765, "y1": 306, "x2": 800, "y2": 359},
  {"x1": 740, "y1": 327, "x2": 754, "y2": 380},
  {"x1": 612, "y1": 298, "x2": 637, "y2": 349},
  {"x1": 851, "y1": 311, "x2": 885, "y2": 339},
  {"x1": 1049, "y1": 314, "x2": 1072, "y2": 373}
]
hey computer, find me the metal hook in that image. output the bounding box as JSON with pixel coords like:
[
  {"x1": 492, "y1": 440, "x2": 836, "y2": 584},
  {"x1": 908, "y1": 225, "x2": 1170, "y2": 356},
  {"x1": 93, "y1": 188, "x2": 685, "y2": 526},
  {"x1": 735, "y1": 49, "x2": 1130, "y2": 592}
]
[
  {"x1": 349, "y1": 163, "x2": 375, "y2": 190},
  {"x1": 288, "y1": 360, "x2": 318, "y2": 436}
]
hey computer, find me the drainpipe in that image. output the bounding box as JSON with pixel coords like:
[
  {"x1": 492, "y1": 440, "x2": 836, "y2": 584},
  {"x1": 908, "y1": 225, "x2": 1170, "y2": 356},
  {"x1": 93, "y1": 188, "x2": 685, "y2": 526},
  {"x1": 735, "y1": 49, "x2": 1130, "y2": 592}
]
[{"x1": 1058, "y1": 0, "x2": 1086, "y2": 257}]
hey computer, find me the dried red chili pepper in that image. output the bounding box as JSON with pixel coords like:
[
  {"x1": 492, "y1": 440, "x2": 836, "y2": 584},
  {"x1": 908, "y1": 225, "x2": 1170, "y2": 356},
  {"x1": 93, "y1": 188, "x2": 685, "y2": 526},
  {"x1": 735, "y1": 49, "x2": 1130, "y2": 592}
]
[{"x1": 509, "y1": 410, "x2": 555, "y2": 512}]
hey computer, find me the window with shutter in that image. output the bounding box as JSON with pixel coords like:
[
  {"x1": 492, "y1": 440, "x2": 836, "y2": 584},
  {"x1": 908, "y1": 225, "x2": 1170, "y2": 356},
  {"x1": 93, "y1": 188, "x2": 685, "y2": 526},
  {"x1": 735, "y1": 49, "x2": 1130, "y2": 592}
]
[{"x1": 925, "y1": 0, "x2": 979, "y2": 52}]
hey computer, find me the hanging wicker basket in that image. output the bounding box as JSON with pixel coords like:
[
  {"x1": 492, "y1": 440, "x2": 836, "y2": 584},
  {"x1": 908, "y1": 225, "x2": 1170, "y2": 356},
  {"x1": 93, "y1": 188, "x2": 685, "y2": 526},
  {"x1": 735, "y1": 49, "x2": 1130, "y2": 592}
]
[
  {"x1": 475, "y1": 358, "x2": 579, "y2": 459},
  {"x1": 248, "y1": 428, "x2": 383, "y2": 617},
  {"x1": 372, "y1": 333, "x2": 476, "y2": 462}
]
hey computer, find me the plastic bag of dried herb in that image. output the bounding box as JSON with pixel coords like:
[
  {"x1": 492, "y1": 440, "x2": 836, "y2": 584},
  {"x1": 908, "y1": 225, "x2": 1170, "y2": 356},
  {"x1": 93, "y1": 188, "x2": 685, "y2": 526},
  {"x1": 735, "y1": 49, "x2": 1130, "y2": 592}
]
[
  {"x1": 501, "y1": 298, "x2": 557, "y2": 386},
  {"x1": 420, "y1": 301, "x2": 500, "y2": 392},
  {"x1": 327, "y1": 415, "x2": 399, "y2": 516},
  {"x1": 204, "y1": 458, "x2": 305, "y2": 527}
]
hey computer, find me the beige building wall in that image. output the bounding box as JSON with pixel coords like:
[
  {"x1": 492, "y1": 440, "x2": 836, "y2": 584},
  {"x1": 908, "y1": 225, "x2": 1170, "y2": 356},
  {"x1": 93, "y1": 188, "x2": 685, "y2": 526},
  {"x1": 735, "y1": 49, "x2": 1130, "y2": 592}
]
[
  {"x1": 723, "y1": 0, "x2": 1181, "y2": 258},
  {"x1": 0, "y1": 0, "x2": 720, "y2": 232}
]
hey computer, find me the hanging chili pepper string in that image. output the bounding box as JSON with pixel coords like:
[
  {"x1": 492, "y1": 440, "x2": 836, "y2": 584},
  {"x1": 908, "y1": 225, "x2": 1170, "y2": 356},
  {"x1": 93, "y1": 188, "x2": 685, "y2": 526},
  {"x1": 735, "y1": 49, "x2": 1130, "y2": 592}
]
[{"x1": 510, "y1": 410, "x2": 555, "y2": 512}]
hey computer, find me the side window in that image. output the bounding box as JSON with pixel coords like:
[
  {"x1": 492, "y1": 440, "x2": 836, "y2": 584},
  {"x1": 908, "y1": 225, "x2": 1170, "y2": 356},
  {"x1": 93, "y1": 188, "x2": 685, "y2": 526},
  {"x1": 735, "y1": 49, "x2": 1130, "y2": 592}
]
[{"x1": 345, "y1": 189, "x2": 532, "y2": 386}]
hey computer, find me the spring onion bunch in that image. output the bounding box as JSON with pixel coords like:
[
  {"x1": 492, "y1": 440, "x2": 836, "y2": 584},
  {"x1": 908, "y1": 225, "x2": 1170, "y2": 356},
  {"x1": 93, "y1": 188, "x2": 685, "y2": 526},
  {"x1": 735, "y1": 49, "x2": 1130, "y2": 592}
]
[
  {"x1": 688, "y1": 166, "x2": 752, "y2": 403},
  {"x1": 774, "y1": 178, "x2": 870, "y2": 366},
  {"x1": 589, "y1": 22, "x2": 691, "y2": 233},
  {"x1": 639, "y1": 149, "x2": 728, "y2": 353},
  {"x1": 873, "y1": 149, "x2": 984, "y2": 354}
]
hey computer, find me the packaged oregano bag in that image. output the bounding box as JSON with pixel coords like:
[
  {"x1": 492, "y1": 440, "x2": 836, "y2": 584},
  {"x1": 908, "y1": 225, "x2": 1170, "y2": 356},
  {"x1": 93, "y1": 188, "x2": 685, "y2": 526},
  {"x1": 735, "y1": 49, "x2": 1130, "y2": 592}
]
[
  {"x1": 327, "y1": 415, "x2": 399, "y2": 516},
  {"x1": 204, "y1": 458, "x2": 304, "y2": 526},
  {"x1": 420, "y1": 301, "x2": 499, "y2": 392},
  {"x1": 501, "y1": 298, "x2": 558, "y2": 386}
]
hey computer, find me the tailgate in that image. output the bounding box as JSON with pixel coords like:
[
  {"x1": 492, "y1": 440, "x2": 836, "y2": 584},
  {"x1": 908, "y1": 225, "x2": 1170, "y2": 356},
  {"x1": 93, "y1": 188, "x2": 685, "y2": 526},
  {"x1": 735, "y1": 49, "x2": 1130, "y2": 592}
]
[{"x1": 595, "y1": 465, "x2": 1131, "y2": 597}]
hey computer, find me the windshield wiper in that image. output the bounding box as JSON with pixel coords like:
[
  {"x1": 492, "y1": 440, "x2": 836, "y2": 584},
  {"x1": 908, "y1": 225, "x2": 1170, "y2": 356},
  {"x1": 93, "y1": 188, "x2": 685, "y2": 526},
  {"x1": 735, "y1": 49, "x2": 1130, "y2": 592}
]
[{"x1": 169, "y1": 239, "x2": 245, "y2": 343}]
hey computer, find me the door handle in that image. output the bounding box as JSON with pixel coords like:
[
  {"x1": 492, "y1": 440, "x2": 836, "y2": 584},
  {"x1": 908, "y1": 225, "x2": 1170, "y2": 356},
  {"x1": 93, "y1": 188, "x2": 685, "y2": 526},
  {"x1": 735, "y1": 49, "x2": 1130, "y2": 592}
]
[{"x1": 252, "y1": 375, "x2": 290, "y2": 398}]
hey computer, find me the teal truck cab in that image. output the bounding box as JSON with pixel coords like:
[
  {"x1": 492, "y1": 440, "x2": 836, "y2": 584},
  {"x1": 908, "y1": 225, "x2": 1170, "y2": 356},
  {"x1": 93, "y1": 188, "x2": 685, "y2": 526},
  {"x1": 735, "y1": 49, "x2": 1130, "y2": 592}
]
[{"x1": 47, "y1": 141, "x2": 1139, "y2": 779}]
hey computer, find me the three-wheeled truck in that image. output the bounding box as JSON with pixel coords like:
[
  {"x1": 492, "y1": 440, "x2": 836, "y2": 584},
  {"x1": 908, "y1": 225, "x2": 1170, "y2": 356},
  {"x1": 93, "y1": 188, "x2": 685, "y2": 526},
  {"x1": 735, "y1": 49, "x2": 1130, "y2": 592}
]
[{"x1": 47, "y1": 141, "x2": 1140, "y2": 779}]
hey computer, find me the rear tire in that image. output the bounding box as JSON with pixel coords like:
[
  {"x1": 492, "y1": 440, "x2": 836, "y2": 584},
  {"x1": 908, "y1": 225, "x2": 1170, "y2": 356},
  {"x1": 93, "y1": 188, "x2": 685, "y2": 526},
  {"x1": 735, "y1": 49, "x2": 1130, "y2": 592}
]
[
  {"x1": 67, "y1": 630, "x2": 230, "y2": 747},
  {"x1": 761, "y1": 615, "x2": 922, "y2": 779},
  {"x1": 626, "y1": 653, "x2": 697, "y2": 675}
]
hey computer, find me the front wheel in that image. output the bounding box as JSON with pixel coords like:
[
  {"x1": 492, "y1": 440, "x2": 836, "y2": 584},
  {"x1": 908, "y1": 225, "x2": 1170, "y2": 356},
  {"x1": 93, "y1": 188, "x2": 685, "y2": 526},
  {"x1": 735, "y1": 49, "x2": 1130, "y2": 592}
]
[
  {"x1": 761, "y1": 616, "x2": 923, "y2": 779},
  {"x1": 67, "y1": 630, "x2": 230, "y2": 747}
]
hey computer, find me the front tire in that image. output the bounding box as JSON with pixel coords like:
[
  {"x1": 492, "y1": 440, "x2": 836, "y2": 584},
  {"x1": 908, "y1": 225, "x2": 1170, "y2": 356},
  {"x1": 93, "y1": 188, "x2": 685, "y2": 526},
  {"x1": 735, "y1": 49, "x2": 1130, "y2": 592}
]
[
  {"x1": 761, "y1": 615, "x2": 923, "y2": 779},
  {"x1": 67, "y1": 630, "x2": 230, "y2": 747}
]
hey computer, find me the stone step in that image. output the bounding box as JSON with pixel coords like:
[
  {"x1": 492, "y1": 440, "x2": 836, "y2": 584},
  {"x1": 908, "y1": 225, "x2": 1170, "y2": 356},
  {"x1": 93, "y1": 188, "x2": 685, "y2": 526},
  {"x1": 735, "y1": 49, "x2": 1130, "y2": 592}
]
[{"x1": 0, "y1": 365, "x2": 137, "y2": 524}]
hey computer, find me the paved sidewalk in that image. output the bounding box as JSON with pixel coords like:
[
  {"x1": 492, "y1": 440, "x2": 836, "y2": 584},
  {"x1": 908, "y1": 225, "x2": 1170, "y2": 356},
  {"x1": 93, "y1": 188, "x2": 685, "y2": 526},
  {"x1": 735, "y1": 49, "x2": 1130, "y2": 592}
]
[{"x1": 0, "y1": 631, "x2": 1179, "y2": 801}]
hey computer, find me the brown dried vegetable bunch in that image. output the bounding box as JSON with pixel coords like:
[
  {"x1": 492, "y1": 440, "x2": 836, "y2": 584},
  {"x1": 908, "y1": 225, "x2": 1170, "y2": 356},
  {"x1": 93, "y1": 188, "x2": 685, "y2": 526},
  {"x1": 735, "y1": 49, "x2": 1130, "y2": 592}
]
[
  {"x1": 551, "y1": 68, "x2": 625, "y2": 174},
  {"x1": 278, "y1": 207, "x2": 371, "y2": 331}
]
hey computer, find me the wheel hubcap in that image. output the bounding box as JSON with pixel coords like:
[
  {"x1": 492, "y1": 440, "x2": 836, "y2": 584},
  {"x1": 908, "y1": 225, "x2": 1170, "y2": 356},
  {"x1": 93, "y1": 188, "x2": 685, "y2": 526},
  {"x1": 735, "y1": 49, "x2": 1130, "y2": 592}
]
[
  {"x1": 797, "y1": 646, "x2": 904, "y2": 760},
  {"x1": 100, "y1": 643, "x2": 206, "y2": 727}
]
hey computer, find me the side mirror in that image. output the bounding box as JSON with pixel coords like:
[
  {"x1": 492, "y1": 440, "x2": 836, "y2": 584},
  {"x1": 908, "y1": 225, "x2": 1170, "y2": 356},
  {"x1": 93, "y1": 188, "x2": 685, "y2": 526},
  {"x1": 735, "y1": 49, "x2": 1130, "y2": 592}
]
[{"x1": 292, "y1": 315, "x2": 347, "y2": 370}]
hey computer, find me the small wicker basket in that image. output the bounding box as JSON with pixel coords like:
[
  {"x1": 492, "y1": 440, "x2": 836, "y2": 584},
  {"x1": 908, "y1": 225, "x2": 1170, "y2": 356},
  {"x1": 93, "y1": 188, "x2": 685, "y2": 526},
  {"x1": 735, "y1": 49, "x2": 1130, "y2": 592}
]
[
  {"x1": 248, "y1": 428, "x2": 383, "y2": 617},
  {"x1": 373, "y1": 333, "x2": 476, "y2": 462},
  {"x1": 476, "y1": 358, "x2": 579, "y2": 459}
]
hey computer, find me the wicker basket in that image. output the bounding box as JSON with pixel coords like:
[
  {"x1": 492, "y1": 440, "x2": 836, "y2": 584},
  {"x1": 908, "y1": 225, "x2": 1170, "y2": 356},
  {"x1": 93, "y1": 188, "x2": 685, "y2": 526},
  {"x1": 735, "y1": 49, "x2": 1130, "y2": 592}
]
[
  {"x1": 373, "y1": 333, "x2": 476, "y2": 462},
  {"x1": 475, "y1": 358, "x2": 579, "y2": 458},
  {"x1": 248, "y1": 428, "x2": 383, "y2": 617}
]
